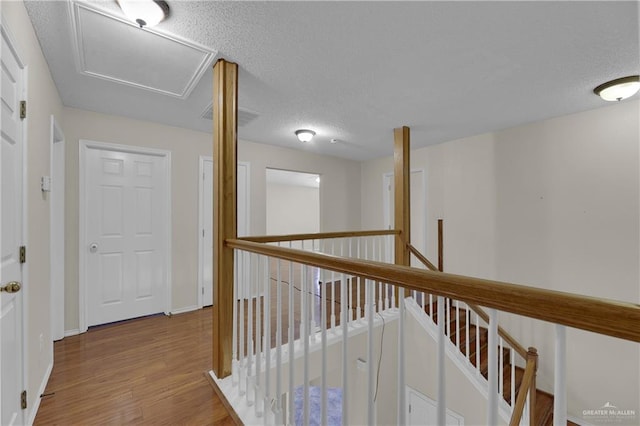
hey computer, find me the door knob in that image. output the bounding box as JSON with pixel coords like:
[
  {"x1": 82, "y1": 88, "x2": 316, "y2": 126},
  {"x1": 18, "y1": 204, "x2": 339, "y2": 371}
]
[
  {"x1": 89, "y1": 243, "x2": 98, "y2": 253},
  {"x1": 1, "y1": 281, "x2": 21, "y2": 293}
]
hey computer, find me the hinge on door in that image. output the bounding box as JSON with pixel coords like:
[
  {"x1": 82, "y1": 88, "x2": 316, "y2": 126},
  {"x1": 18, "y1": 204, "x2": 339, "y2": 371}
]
[
  {"x1": 20, "y1": 101, "x2": 26, "y2": 120},
  {"x1": 202, "y1": 229, "x2": 205, "y2": 237},
  {"x1": 202, "y1": 287, "x2": 204, "y2": 295},
  {"x1": 408, "y1": 403, "x2": 411, "y2": 413},
  {"x1": 21, "y1": 390, "x2": 27, "y2": 409},
  {"x1": 19, "y1": 246, "x2": 26, "y2": 264}
]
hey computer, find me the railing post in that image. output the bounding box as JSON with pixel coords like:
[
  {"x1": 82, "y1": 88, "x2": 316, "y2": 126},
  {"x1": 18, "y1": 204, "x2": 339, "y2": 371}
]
[
  {"x1": 528, "y1": 347, "x2": 538, "y2": 426},
  {"x1": 393, "y1": 128, "x2": 410, "y2": 426},
  {"x1": 437, "y1": 296, "x2": 447, "y2": 426},
  {"x1": 212, "y1": 58, "x2": 238, "y2": 379},
  {"x1": 393, "y1": 126, "x2": 411, "y2": 268}
]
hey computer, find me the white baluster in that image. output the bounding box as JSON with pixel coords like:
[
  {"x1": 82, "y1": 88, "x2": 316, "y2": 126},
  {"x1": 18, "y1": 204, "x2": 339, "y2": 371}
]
[
  {"x1": 303, "y1": 265, "x2": 310, "y2": 426},
  {"x1": 330, "y1": 241, "x2": 336, "y2": 332},
  {"x1": 465, "y1": 306, "x2": 470, "y2": 360},
  {"x1": 554, "y1": 325, "x2": 567, "y2": 426},
  {"x1": 397, "y1": 288, "x2": 406, "y2": 425},
  {"x1": 367, "y1": 279, "x2": 375, "y2": 425},
  {"x1": 341, "y1": 272, "x2": 349, "y2": 425},
  {"x1": 255, "y1": 255, "x2": 263, "y2": 417},
  {"x1": 475, "y1": 312, "x2": 480, "y2": 376},
  {"x1": 247, "y1": 252, "x2": 254, "y2": 406},
  {"x1": 263, "y1": 255, "x2": 271, "y2": 420},
  {"x1": 437, "y1": 296, "x2": 446, "y2": 426},
  {"x1": 232, "y1": 250, "x2": 239, "y2": 386},
  {"x1": 487, "y1": 309, "x2": 498, "y2": 426},
  {"x1": 510, "y1": 348, "x2": 515, "y2": 411},
  {"x1": 288, "y1": 251, "x2": 295, "y2": 425},
  {"x1": 321, "y1": 265, "x2": 328, "y2": 426},
  {"x1": 499, "y1": 337, "x2": 504, "y2": 401},
  {"x1": 239, "y1": 251, "x2": 246, "y2": 396},
  {"x1": 455, "y1": 300, "x2": 460, "y2": 350},
  {"x1": 275, "y1": 258, "x2": 282, "y2": 419}
]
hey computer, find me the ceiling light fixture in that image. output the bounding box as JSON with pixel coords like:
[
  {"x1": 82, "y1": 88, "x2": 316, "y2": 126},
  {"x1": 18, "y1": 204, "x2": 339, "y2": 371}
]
[
  {"x1": 593, "y1": 76, "x2": 640, "y2": 102},
  {"x1": 117, "y1": 0, "x2": 170, "y2": 28},
  {"x1": 295, "y1": 129, "x2": 316, "y2": 143}
]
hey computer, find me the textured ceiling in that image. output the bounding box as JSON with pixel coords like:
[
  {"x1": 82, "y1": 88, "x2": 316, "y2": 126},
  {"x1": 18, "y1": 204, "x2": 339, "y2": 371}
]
[{"x1": 24, "y1": 1, "x2": 640, "y2": 161}]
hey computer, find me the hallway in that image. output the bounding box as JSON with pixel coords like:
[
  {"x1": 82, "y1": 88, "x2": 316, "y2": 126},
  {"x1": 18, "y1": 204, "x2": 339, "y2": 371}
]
[{"x1": 34, "y1": 308, "x2": 234, "y2": 425}]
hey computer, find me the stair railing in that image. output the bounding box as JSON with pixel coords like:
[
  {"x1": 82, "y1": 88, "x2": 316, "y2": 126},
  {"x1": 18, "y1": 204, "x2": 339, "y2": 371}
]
[
  {"x1": 407, "y1": 241, "x2": 535, "y2": 424},
  {"x1": 217, "y1": 233, "x2": 640, "y2": 425}
]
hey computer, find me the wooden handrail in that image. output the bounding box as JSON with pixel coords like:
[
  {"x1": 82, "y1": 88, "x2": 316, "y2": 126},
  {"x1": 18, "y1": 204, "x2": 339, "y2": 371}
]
[
  {"x1": 509, "y1": 348, "x2": 538, "y2": 426},
  {"x1": 226, "y1": 239, "x2": 640, "y2": 342},
  {"x1": 238, "y1": 229, "x2": 399, "y2": 243},
  {"x1": 407, "y1": 242, "x2": 528, "y2": 359},
  {"x1": 407, "y1": 244, "x2": 438, "y2": 272}
]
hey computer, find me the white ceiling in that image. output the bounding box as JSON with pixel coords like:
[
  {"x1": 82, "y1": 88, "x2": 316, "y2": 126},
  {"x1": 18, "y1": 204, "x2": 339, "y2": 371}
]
[{"x1": 24, "y1": 1, "x2": 640, "y2": 161}]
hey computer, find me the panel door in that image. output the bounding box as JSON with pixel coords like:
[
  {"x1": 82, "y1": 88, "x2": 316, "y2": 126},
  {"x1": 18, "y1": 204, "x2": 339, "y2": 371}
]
[
  {"x1": 84, "y1": 147, "x2": 167, "y2": 326},
  {"x1": 1, "y1": 23, "x2": 25, "y2": 426}
]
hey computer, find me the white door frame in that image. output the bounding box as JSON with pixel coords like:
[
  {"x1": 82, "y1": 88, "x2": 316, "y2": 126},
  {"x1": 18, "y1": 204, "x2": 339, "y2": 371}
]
[
  {"x1": 0, "y1": 15, "x2": 28, "y2": 426},
  {"x1": 50, "y1": 115, "x2": 65, "y2": 341},
  {"x1": 383, "y1": 169, "x2": 427, "y2": 251},
  {"x1": 197, "y1": 157, "x2": 250, "y2": 308},
  {"x1": 79, "y1": 140, "x2": 172, "y2": 332}
]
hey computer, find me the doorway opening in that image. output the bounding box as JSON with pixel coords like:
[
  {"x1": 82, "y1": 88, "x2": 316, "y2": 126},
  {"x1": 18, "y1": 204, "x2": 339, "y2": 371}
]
[
  {"x1": 50, "y1": 115, "x2": 65, "y2": 341},
  {"x1": 198, "y1": 158, "x2": 249, "y2": 307}
]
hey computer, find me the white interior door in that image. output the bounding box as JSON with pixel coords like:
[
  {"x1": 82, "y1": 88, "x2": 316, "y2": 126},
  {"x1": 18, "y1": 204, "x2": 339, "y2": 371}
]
[
  {"x1": 50, "y1": 117, "x2": 65, "y2": 341},
  {"x1": 1, "y1": 20, "x2": 26, "y2": 426},
  {"x1": 199, "y1": 159, "x2": 249, "y2": 307},
  {"x1": 82, "y1": 142, "x2": 169, "y2": 327}
]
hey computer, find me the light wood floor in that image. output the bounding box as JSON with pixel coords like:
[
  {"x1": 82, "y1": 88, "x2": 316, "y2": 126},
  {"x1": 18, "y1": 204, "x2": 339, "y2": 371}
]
[{"x1": 34, "y1": 308, "x2": 234, "y2": 425}]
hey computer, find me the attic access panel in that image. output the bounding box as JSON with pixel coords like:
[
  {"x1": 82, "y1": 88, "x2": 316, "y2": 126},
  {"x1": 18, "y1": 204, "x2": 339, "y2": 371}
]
[{"x1": 70, "y1": 1, "x2": 216, "y2": 99}]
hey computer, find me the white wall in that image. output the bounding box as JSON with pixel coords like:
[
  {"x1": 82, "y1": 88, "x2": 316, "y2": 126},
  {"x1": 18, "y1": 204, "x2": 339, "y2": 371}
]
[
  {"x1": 266, "y1": 183, "x2": 320, "y2": 235},
  {"x1": 60, "y1": 108, "x2": 362, "y2": 331},
  {"x1": 2, "y1": 0, "x2": 64, "y2": 416},
  {"x1": 361, "y1": 100, "x2": 640, "y2": 420}
]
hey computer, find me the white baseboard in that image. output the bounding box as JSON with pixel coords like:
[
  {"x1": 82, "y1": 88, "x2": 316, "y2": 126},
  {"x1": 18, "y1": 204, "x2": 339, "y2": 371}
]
[
  {"x1": 170, "y1": 305, "x2": 199, "y2": 315},
  {"x1": 64, "y1": 328, "x2": 81, "y2": 337},
  {"x1": 27, "y1": 360, "x2": 53, "y2": 425}
]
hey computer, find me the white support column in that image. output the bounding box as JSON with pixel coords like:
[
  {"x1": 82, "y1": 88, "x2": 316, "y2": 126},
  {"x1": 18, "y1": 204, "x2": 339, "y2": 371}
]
[
  {"x1": 437, "y1": 296, "x2": 446, "y2": 426},
  {"x1": 487, "y1": 308, "x2": 498, "y2": 426},
  {"x1": 554, "y1": 325, "x2": 567, "y2": 426}
]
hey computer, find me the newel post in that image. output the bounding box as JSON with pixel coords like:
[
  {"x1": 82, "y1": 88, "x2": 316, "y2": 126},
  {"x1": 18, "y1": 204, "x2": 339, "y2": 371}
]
[
  {"x1": 528, "y1": 347, "x2": 538, "y2": 426},
  {"x1": 212, "y1": 58, "x2": 238, "y2": 379}
]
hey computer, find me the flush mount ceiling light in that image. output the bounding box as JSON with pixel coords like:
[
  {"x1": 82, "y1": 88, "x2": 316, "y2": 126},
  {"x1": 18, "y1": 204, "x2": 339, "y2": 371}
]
[
  {"x1": 117, "y1": 0, "x2": 170, "y2": 28},
  {"x1": 593, "y1": 76, "x2": 640, "y2": 101},
  {"x1": 295, "y1": 129, "x2": 316, "y2": 143}
]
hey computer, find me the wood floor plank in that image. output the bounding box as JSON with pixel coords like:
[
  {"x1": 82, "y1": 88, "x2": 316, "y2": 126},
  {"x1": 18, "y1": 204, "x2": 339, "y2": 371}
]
[{"x1": 34, "y1": 308, "x2": 234, "y2": 425}]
